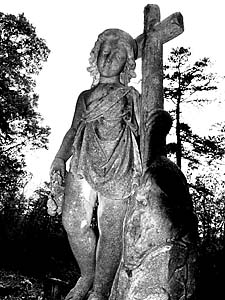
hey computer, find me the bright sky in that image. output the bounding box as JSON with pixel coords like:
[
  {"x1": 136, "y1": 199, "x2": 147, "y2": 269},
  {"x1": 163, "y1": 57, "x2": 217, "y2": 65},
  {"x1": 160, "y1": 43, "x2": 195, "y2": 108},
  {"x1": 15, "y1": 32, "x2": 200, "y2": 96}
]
[{"x1": 1, "y1": 0, "x2": 225, "y2": 194}]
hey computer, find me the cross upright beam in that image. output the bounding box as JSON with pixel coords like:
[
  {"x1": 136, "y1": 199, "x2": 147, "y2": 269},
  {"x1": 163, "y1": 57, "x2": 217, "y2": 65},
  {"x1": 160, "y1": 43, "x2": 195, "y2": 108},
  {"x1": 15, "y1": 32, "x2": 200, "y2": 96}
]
[{"x1": 136, "y1": 4, "x2": 184, "y2": 167}]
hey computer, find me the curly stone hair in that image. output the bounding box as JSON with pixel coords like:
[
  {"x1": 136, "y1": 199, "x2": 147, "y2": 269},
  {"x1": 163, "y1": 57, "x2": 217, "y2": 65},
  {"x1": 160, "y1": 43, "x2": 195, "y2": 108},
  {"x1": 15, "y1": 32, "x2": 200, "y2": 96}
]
[{"x1": 87, "y1": 29, "x2": 137, "y2": 86}]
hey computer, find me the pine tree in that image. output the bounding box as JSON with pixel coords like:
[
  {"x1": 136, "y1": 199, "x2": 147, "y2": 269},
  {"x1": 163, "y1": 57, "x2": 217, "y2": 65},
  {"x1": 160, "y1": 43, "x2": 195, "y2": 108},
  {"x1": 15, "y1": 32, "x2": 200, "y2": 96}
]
[{"x1": 164, "y1": 47, "x2": 219, "y2": 168}]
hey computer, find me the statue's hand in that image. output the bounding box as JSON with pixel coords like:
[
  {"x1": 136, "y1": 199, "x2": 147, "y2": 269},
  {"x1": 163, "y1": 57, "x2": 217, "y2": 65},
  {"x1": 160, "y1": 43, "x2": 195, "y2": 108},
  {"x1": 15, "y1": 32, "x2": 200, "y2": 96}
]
[{"x1": 50, "y1": 157, "x2": 66, "y2": 179}]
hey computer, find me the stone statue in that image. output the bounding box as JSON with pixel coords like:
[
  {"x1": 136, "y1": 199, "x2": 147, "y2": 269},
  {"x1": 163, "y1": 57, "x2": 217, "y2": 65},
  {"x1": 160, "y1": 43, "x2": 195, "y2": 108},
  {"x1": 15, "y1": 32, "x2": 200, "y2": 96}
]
[
  {"x1": 49, "y1": 4, "x2": 198, "y2": 300},
  {"x1": 50, "y1": 28, "x2": 142, "y2": 300}
]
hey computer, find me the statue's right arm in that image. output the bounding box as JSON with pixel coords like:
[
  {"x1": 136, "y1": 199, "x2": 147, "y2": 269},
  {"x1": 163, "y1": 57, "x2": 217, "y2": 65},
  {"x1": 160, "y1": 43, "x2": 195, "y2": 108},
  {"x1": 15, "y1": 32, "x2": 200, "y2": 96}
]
[{"x1": 50, "y1": 91, "x2": 87, "y2": 178}]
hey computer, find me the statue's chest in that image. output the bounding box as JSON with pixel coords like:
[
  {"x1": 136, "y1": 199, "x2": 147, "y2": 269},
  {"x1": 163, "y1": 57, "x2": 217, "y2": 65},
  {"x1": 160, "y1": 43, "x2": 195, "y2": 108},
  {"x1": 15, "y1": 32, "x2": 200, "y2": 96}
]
[{"x1": 86, "y1": 89, "x2": 131, "y2": 121}]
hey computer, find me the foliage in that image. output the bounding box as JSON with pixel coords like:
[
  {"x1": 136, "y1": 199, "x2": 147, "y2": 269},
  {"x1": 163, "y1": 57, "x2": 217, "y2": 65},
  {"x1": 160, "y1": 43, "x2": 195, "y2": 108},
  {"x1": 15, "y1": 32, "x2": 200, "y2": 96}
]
[
  {"x1": 180, "y1": 122, "x2": 225, "y2": 168},
  {"x1": 190, "y1": 173, "x2": 225, "y2": 242},
  {"x1": 24, "y1": 182, "x2": 64, "y2": 238},
  {"x1": 0, "y1": 269, "x2": 44, "y2": 299},
  {"x1": 0, "y1": 12, "x2": 50, "y2": 209},
  {"x1": 164, "y1": 47, "x2": 225, "y2": 247},
  {"x1": 164, "y1": 47, "x2": 220, "y2": 168},
  {"x1": 184, "y1": 123, "x2": 225, "y2": 246},
  {"x1": 164, "y1": 47, "x2": 218, "y2": 105},
  {"x1": 164, "y1": 49, "x2": 225, "y2": 294}
]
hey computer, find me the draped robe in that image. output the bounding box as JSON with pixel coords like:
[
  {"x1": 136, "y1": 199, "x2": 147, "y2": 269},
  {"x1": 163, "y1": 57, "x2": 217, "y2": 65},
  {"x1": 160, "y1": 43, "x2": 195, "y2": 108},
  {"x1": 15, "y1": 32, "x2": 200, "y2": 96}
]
[{"x1": 70, "y1": 85, "x2": 142, "y2": 200}]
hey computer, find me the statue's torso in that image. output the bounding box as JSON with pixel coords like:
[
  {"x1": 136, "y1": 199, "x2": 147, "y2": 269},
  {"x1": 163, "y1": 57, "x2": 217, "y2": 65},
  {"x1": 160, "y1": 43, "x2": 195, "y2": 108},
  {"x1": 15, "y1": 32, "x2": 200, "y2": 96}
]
[
  {"x1": 85, "y1": 83, "x2": 132, "y2": 139},
  {"x1": 70, "y1": 83, "x2": 141, "y2": 199}
]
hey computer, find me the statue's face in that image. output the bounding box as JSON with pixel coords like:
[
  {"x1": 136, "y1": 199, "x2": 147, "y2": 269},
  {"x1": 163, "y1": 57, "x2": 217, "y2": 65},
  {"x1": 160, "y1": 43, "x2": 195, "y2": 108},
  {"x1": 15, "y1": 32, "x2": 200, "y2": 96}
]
[{"x1": 97, "y1": 36, "x2": 127, "y2": 78}]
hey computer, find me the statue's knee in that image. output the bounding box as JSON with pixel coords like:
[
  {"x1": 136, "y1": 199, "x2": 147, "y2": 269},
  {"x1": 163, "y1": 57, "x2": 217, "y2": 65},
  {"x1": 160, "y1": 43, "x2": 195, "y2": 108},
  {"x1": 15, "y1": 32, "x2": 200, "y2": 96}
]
[{"x1": 62, "y1": 211, "x2": 91, "y2": 237}]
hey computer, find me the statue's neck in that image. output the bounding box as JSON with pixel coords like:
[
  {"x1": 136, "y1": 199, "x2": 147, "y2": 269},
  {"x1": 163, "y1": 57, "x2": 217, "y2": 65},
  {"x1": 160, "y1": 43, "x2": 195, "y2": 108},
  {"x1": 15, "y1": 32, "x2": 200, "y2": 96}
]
[{"x1": 99, "y1": 75, "x2": 121, "y2": 84}]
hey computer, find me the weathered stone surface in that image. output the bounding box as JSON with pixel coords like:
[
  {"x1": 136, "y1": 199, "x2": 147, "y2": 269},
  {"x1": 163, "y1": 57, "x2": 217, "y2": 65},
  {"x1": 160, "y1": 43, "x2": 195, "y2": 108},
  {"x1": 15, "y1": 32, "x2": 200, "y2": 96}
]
[
  {"x1": 139, "y1": 4, "x2": 184, "y2": 172},
  {"x1": 50, "y1": 28, "x2": 141, "y2": 300},
  {"x1": 47, "y1": 170, "x2": 65, "y2": 216},
  {"x1": 110, "y1": 110, "x2": 198, "y2": 300},
  {"x1": 49, "y1": 4, "x2": 198, "y2": 300},
  {"x1": 109, "y1": 6, "x2": 198, "y2": 299}
]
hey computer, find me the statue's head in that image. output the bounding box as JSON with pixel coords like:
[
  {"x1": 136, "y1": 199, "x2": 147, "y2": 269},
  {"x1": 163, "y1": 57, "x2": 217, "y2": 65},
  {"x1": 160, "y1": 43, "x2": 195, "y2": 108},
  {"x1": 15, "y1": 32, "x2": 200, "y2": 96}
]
[{"x1": 88, "y1": 29, "x2": 137, "y2": 86}]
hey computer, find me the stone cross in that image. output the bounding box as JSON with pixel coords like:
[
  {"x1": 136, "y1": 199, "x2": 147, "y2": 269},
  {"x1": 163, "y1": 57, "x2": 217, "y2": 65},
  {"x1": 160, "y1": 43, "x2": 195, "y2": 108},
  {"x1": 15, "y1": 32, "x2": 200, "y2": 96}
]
[{"x1": 135, "y1": 4, "x2": 184, "y2": 168}]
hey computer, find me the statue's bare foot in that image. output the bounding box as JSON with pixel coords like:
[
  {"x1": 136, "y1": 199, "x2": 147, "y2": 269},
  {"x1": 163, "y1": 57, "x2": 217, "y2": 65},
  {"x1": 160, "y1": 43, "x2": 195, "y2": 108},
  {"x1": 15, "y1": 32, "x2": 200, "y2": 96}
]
[{"x1": 65, "y1": 276, "x2": 94, "y2": 300}]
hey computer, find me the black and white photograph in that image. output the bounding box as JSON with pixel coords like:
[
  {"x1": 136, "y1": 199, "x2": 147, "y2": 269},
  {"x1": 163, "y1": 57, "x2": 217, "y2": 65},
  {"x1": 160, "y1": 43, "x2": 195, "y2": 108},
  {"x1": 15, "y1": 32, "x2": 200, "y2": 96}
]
[{"x1": 0, "y1": 1, "x2": 224, "y2": 299}]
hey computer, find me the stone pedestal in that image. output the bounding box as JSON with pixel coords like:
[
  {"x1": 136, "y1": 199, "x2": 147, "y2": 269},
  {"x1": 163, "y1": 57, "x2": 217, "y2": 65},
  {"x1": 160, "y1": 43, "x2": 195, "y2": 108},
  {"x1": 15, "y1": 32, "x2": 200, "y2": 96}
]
[{"x1": 110, "y1": 176, "x2": 198, "y2": 300}]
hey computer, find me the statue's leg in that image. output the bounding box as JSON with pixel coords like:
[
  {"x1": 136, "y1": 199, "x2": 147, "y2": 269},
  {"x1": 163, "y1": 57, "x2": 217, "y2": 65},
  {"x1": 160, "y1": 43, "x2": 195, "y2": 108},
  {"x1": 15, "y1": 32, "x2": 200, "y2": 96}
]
[
  {"x1": 88, "y1": 195, "x2": 128, "y2": 300},
  {"x1": 62, "y1": 172, "x2": 97, "y2": 300}
]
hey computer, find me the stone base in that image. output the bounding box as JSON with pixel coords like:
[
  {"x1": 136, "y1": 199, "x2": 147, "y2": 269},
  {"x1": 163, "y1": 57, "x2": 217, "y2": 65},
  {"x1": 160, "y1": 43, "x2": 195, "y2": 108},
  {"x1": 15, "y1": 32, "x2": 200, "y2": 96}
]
[
  {"x1": 110, "y1": 242, "x2": 197, "y2": 300},
  {"x1": 109, "y1": 160, "x2": 198, "y2": 300}
]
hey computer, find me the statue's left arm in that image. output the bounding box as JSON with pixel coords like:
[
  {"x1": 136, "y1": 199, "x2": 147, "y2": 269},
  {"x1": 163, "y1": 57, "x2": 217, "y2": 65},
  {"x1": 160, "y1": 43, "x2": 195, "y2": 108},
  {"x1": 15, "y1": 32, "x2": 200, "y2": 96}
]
[{"x1": 50, "y1": 91, "x2": 87, "y2": 179}]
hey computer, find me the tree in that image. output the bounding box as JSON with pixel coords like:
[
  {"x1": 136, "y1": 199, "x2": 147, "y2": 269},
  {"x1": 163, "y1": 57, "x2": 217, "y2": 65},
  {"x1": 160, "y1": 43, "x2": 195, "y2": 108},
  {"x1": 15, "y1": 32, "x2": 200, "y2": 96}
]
[
  {"x1": 164, "y1": 46, "x2": 225, "y2": 250},
  {"x1": 163, "y1": 48, "x2": 225, "y2": 299},
  {"x1": 0, "y1": 12, "x2": 50, "y2": 210},
  {"x1": 164, "y1": 47, "x2": 219, "y2": 168}
]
